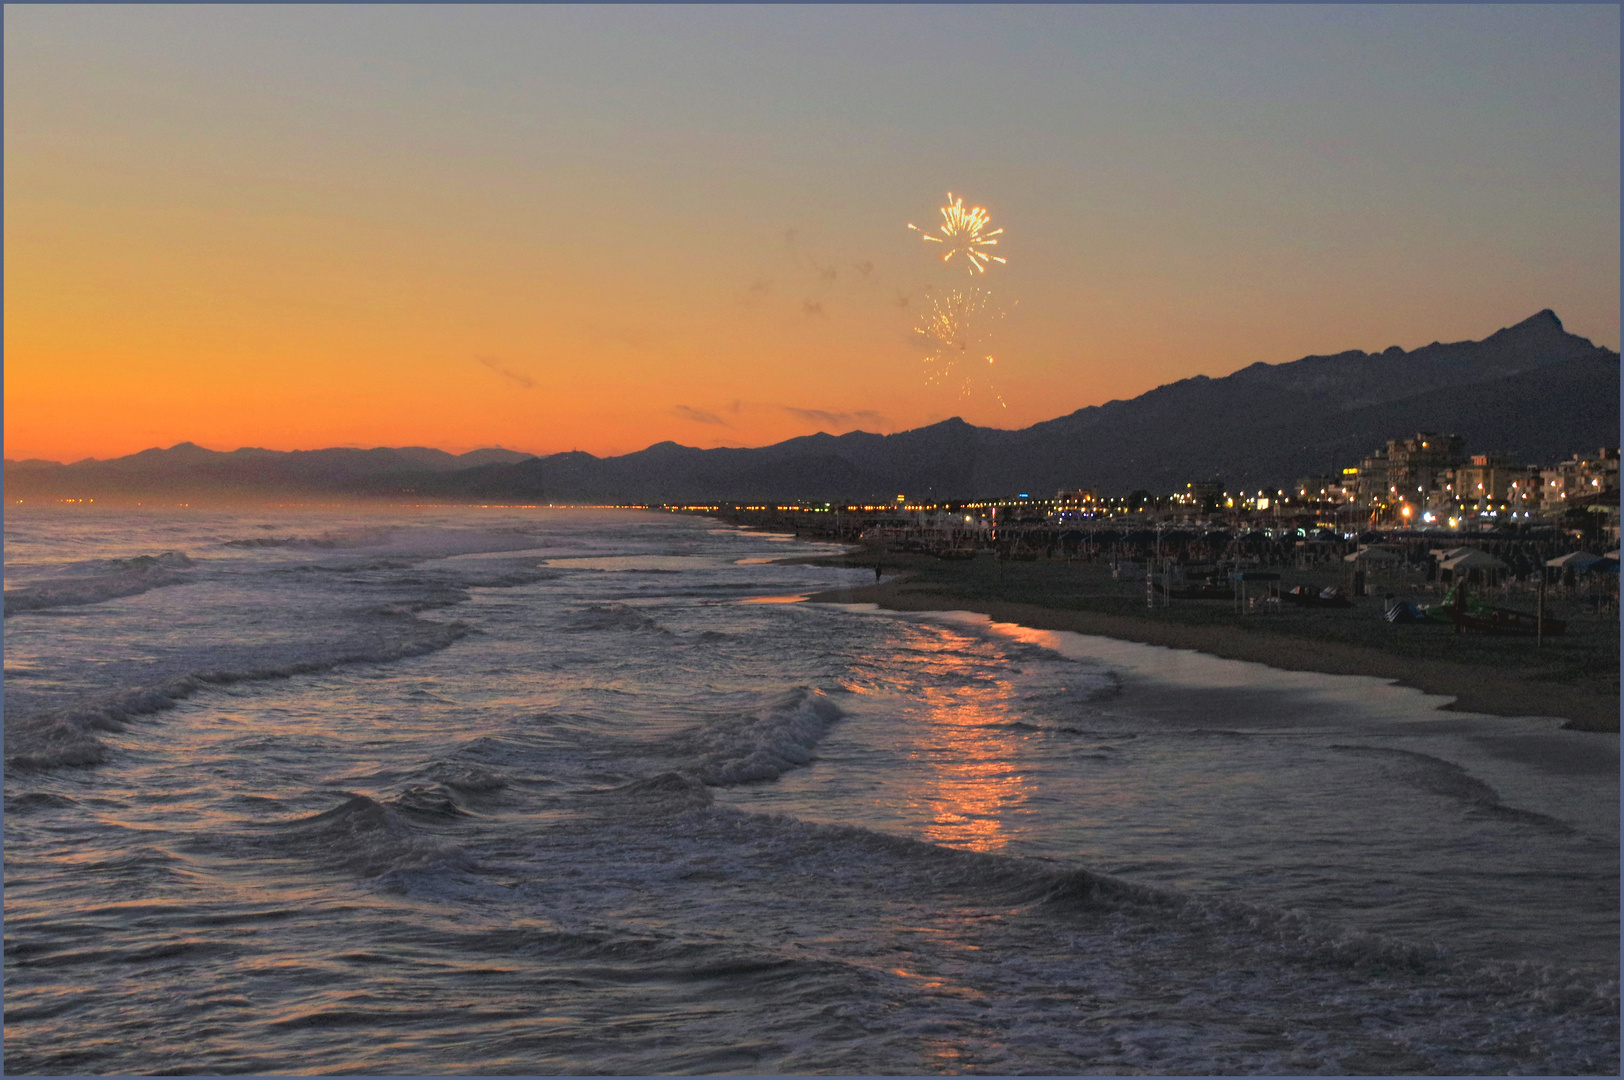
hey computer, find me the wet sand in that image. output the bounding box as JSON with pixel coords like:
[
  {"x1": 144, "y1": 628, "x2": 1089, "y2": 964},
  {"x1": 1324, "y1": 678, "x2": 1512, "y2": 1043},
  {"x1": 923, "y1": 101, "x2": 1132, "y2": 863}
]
[{"x1": 805, "y1": 562, "x2": 1621, "y2": 733}]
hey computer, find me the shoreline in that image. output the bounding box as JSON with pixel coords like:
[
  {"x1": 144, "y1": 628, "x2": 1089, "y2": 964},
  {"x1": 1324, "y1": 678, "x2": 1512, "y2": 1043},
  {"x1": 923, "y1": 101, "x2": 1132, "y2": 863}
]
[{"x1": 805, "y1": 574, "x2": 1621, "y2": 733}]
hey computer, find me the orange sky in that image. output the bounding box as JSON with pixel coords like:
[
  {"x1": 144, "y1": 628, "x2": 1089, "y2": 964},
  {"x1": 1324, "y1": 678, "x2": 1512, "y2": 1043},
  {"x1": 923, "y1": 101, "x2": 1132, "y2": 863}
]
[{"x1": 7, "y1": 6, "x2": 1618, "y2": 463}]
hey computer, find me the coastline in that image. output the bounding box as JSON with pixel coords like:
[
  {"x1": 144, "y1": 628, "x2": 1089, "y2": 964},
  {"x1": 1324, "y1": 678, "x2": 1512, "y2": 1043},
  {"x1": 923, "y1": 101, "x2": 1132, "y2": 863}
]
[{"x1": 805, "y1": 574, "x2": 1621, "y2": 733}]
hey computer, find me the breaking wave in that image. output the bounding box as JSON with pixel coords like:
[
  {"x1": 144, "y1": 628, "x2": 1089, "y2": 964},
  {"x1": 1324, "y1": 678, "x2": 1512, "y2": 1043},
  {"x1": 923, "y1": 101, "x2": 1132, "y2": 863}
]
[
  {"x1": 4, "y1": 552, "x2": 194, "y2": 616},
  {"x1": 564, "y1": 604, "x2": 671, "y2": 634},
  {"x1": 666, "y1": 688, "x2": 844, "y2": 786},
  {"x1": 5, "y1": 612, "x2": 469, "y2": 770}
]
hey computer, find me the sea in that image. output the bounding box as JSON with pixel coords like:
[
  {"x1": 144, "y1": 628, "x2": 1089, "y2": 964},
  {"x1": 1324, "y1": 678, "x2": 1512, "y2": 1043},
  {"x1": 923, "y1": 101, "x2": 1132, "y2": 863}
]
[{"x1": 3, "y1": 504, "x2": 1617, "y2": 1075}]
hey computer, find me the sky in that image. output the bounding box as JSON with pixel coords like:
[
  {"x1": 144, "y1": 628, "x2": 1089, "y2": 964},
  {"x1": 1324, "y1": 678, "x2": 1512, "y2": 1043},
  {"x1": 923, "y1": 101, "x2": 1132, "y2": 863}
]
[{"x1": 5, "y1": 4, "x2": 1619, "y2": 463}]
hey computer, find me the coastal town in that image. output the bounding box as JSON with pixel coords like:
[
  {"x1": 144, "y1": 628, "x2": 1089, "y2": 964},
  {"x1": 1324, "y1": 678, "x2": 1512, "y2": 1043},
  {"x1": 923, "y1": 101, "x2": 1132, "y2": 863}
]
[
  {"x1": 689, "y1": 433, "x2": 1621, "y2": 565},
  {"x1": 688, "y1": 431, "x2": 1620, "y2": 734}
]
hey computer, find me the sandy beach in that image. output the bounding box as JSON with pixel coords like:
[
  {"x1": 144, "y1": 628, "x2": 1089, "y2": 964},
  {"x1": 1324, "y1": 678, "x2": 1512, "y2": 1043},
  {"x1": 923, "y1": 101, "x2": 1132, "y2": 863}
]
[{"x1": 804, "y1": 553, "x2": 1621, "y2": 733}]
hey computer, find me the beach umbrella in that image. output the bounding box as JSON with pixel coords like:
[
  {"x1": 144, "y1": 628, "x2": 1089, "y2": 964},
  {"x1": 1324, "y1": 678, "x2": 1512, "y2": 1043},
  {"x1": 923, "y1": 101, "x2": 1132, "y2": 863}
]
[
  {"x1": 1440, "y1": 549, "x2": 1508, "y2": 573},
  {"x1": 1546, "y1": 550, "x2": 1602, "y2": 569},
  {"x1": 1344, "y1": 546, "x2": 1402, "y2": 563}
]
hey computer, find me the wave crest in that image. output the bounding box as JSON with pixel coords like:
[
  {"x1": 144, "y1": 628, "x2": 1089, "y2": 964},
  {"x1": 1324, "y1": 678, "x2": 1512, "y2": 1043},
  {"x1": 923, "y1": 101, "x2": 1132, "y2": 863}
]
[{"x1": 4, "y1": 552, "x2": 194, "y2": 616}]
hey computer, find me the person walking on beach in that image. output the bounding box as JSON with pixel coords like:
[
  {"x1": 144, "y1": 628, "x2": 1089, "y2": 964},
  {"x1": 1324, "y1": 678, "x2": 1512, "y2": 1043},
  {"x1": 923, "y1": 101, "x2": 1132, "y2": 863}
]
[{"x1": 875, "y1": 562, "x2": 882, "y2": 582}]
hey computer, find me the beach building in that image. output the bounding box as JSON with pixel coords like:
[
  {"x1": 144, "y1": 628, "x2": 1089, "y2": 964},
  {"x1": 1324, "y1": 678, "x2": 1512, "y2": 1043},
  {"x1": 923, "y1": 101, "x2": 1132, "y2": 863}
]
[
  {"x1": 1178, "y1": 480, "x2": 1224, "y2": 514},
  {"x1": 1542, "y1": 447, "x2": 1621, "y2": 508},
  {"x1": 1054, "y1": 488, "x2": 1101, "y2": 512},
  {"x1": 1354, "y1": 432, "x2": 1465, "y2": 523},
  {"x1": 1453, "y1": 453, "x2": 1530, "y2": 516}
]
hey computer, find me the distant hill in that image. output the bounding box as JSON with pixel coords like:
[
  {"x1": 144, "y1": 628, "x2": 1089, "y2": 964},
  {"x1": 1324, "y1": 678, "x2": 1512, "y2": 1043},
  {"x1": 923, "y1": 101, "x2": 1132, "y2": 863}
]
[
  {"x1": 3, "y1": 445, "x2": 537, "y2": 499},
  {"x1": 6, "y1": 311, "x2": 1616, "y2": 502}
]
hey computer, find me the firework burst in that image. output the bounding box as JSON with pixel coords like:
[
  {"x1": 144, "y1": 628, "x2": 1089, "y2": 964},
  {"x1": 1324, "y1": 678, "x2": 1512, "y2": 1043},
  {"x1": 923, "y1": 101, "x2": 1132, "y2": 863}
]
[
  {"x1": 916, "y1": 287, "x2": 1008, "y2": 406},
  {"x1": 908, "y1": 192, "x2": 1006, "y2": 274}
]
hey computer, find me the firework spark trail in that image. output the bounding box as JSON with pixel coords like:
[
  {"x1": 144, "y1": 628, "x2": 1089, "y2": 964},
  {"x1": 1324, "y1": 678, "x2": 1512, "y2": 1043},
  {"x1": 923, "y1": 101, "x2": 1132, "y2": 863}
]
[
  {"x1": 908, "y1": 192, "x2": 1006, "y2": 274},
  {"x1": 915, "y1": 287, "x2": 1008, "y2": 407}
]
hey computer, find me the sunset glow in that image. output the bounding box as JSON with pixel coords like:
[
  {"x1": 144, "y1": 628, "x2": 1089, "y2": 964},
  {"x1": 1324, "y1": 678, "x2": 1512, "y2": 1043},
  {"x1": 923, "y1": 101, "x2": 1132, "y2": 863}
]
[{"x1": 5, "y1": 6, "x2": 1618, "y2": 463}]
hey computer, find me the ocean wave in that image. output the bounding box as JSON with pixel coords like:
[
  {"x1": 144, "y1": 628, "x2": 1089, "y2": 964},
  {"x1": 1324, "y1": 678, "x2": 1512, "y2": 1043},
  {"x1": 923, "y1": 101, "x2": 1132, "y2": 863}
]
[
  {"x1": 3, "y1": 791, "x2": 79, "y2": 813},
  {"x1": 668, "y1": 688, "x2": 844, "y2": 786},
  {"x1": 388, "y1": 786, "x2": 474, "y2": 818},
  {"x1": 241, "y1": 793, "x2": 477, "y2": 880},
  {"x1": 410, "y1": 761, "x2": 510, "y2": 794},
  {"x1": 224, "y1": 536, "x2": 347, "y2": 549},
  {"x1": 1330, "y1": 745, "x2": 1581, "y2": 834},
  {"x1": 4, "y1": 613, "x2": 469, "y2": 771},
  {"x1": 593, "y1": 771, "x2": 717, "y2": 813},
  {"x1": 673, "y1": 804, "x2": 1620, "y2": 1027},
  {"x1": 452, "y1": 567, "x2": 561, "y2": 589},
  {"x1": 4, "y1": 552, "x2": 194, "y2": 616},
  {"x1": 222, "y1": 528, "x2": 394, "y2": 550},
  {"x1": 564, "y1": 604, "x2": 671, "y2": 634}
]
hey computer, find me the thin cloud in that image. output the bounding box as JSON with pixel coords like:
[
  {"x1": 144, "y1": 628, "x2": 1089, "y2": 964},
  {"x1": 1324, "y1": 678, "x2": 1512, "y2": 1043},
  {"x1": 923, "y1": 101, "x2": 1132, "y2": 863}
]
[
  {"x1": 478, "y1": 357, "x2": 534, "y2": 389},
  {"x1": 802, "y1": 300, "x2": 825, "y2": 317},
  {"x1": 781, "y1": 406, "x2": 889, "y2": 429},
  {"x1": 673, "y1": 405, "x2": 730, "y2": 426},
  {"x1": 738, "y1": 278, "x2": 774, "y2": 308}
]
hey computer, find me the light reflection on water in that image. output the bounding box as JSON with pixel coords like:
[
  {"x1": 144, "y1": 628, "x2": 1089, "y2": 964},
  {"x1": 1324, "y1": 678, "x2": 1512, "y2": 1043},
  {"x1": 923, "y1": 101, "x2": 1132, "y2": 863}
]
[{"x1": 915, "y1": 681, "x2": 1026, "y2": 853}]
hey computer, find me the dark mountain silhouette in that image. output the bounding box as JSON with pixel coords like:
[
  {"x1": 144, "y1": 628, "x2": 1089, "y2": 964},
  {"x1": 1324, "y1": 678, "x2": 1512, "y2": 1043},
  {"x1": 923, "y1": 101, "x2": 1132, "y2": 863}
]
[
  {"x1": 4, "y1": 445, "x2": 535, "y2": 498},
  {"x1": 7, "y1": 311, "x2": 1616, "y2": 502}
]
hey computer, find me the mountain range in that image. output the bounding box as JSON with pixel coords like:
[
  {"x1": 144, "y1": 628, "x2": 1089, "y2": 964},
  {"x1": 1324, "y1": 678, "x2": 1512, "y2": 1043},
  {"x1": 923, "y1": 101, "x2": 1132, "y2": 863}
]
[{"x1": 7, "y1": 310, "x2": 1617, "y2": 503}]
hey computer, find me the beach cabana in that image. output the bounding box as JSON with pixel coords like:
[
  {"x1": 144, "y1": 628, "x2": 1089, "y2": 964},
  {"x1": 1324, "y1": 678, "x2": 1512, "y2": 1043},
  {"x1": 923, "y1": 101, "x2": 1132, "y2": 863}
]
[
  {"x1": 1546, "y1": 550, "x2": 1601, "y2": 569},
  {"x1": 1344, "y1": 545, "x2": 1402, "y2": 563},
  {"x1": 1440, "y1": 548, "x2": 1507, "y2": 586}
]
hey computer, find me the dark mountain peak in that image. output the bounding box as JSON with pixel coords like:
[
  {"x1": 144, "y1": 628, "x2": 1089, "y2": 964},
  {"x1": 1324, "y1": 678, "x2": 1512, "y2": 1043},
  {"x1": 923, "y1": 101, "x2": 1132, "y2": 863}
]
[
  {"x1": 1517, "y1": 309, "x2": 1562, "y2": 332},
  {"x1": 1479, "y1": 309, "x2": 1577, "y2": 347},
  {"x1": 130, "y1": 441, "x2": 213, "y2": 458},
  {"x1": 913, "y1": 416, "x2": 973, "y2": 433},
  {"x1": 455, "y1": 447, "x2": 536, "y2": 467},
  {"x1": 638, "y1": 441, "x2": 697, "y2": 456}
]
